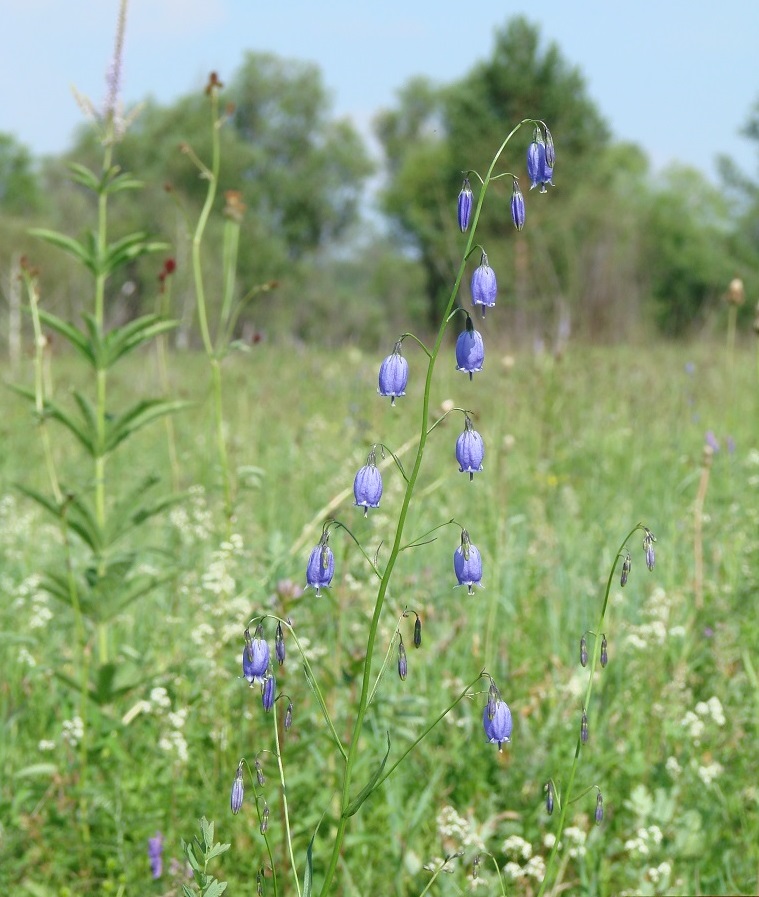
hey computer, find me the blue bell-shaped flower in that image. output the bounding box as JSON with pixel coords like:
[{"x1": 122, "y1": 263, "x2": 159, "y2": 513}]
[
  {"x1": 378, "y1": 340, "x2": 409, "y2": 405},
  {"x1": 511, "y1": 178, "x2": 525, "y2": 230},
  {"x1": 456, "y1": 415, "x2": 484, "y2": 481},
  {"x1": 471, "y1": 252, "x2": 497, "y2": 318},
  {"x1": 483, "y1": 698, "x2": 513, "y2": 751},
  {"x1": 455, "y1": 314, "x2": 484, "y2": 380},
  {"x1": 458, "y1": 177, "x2": 473, "y2": 232},
  {"x1": 242, "y1": 625, "x2": 270, "y2": 685},
  {"x1": 306, "y1": 531, "x2": 335, "y2": 596},
  {"x1": 453, "y1": 529, "x2": 483, "y2": 594},
  {"x1": 353, "y1": 447, "x2": 383, "y2": 516}
]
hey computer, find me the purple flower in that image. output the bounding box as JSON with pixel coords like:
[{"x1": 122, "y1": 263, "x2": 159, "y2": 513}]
[
  {"x1": 306, "y1": 531, "x2": 335, "y2": 596},
  {"x1": 705, "y1": 430, "x2": 720, "y2": 452},
  {"x1": 483, "y1": 699, "x2": 513, "y2": 751},
  {"x1": 527, "y1": 131, "x2": 554, "y2": 192},
  {"x1": 354, "y1": 447, "x2": 383, "y2": 515},
  {"x1": 595, "y1": 792, "x2": 604, "y2": 825},
  {"x1": 455, "y1": 316, "x2": 484, "y2": 380},
  {"x1": 285, "y1": 701, "x2": 293, "y2": 730},
  {"x1": 643, "y1": 527, "x2": 656, "y2": 572},
  {"x1": 378, "y1": 340, "x2": 409, "y2": 405},
  {"x1": 230, "y1": 762, "x2": 244, "y2": 814},
  {"x1": 544, "y1": 125, "x2": 556, "y2": 167},
  {"x1": 458, "y1": 177, "x2": 473, "y2": 232},
  {"x1": 397, "y1": 638, "x2": 408, "y2": 681},
  {"x1": 243, "y1": 625, "x2": 270, "y2": 685},
  {"x1": 275, "y1": 621, "x2": 285, "y2": 666},
  {"x1": 511, "y1": 178, "x2": 525, "y2": 230},
  {"x1": 262, "y1": 673, "x2": 275, "y2": 712},
  {"x1": 471, "y1": 253, "x2": 497, "y2": 317},
  {"x1": 456, "y1": 416, "x2": 484, "y2": 481},
  {"x1": 453, "y1": 529, "x2": 482, "y2": 594},
  {"x1": 148, "y1": 831, "x2": 163, "y2": 879}
]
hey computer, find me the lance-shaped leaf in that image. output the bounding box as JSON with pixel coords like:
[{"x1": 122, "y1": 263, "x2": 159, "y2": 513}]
[
  {"x1": 67, "y1": 162, "x2": 101, "y2": 193},
  {"x1": 343, "y1": 732, "x2": 391, "y2": 817},
  {"x1": 9, "y1": 385, "x2": 96, "y2": 455},
  {"x1": 105, "y1": 398, "x2": 191, "y2": 453},
  {"x1": 102, "y1": 232, "x2": 168, "y2": 276},
  {"x1": 34, "y1": 309, "x2": 96, "y2": 365},
  {"x1": 28, "y1": 227, "x2": 96, "y2": 272},
  {"x1": 101, "y1": 314, "x2": 178, "y2": 367}
]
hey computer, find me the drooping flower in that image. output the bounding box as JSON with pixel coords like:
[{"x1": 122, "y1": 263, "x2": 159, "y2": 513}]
[
  {"x1": 275, "y1": 621, "x2": 285, "y2": 666},
  {"x1": 458, "y1": 177, "x2": 473, "y2": 232},
  {"x1": 544, "y1": 125, "x2": 556, "y2": 167},
  {"x1": 455, "y1": 314, "x2": 485, "y2": 380},
  {"x1": 595, "y1": 792, "x2": 604, "y2": 825},
  {"x1": 413, "y1": 614, "x2": 422, "y2": 648},
  {"x1": 242, "y1": 625, "x2": 270, "y2": 685},
  {"x1": 545, "y1": 782, "x2": 554, "y2": 815},
  {"x1": 354, "y1": 447, "x2": 383, "y2": 515},
  {"x1": 483, "y1": 696, "x2": 513, "y2": 751},
  {"x1": 580, "y1": 634, "x2": 588, "y2": 667},
  {"x1": 378, "y1": 340, "x2": 409, "y2": 405},
  {"x1": 527, "y1": 130, "x2": 554, "y2": 192},
  {"x1": 511, "y1": 178, "x2": 525, "y2": 230},
  {"x1": 397, "y1": 637, "x2": 408, "y2": 681},
  {"x1": 620, "y1": 552, "x2": 631, "y2": 587},
  {"x1": 453, "y1": 529, "x2": 483, "y2": 594},
  {"x1": 471, "y1": 253, "x2": 497, "y2": 317},
  {"x1": 456, "y1": 415, "x2": 485, "y2": 480},
  {"x1": 230, "y1": 762, "x2": 244, "y2": 815},
  {"x1": 285, "y1": 701, "x2": 293, "y2": 730},
  {"x1": 306, "y1": 530, "x2": 335, "y2": 596},
  {"x1": 262, "y1": 673, "x2": 275, "y2": 712},
  {"x1": 643, "y1": 527, "x2": 656, "y2": 571},
  {"x1": 147, "y1": 831, "x2": 164, "y2": 878}
]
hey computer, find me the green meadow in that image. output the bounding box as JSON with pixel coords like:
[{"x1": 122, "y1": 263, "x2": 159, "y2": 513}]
[{"x1": 2, "y1": 338, "x2": 757, "y2": 895}]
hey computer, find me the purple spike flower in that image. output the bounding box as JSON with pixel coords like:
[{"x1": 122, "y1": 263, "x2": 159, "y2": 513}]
[
  {"x1": 455, "y1": 315, "x2": 484, "y2": 380},
  {"x1": 243, "y1": 625, "x2": 270, "y2": 685},
  {"x1": 262, "y1": 673, "x2": 275, "y2": 712},
  {"x1": 147, "y1": 831, "x2": 164, "y2": 878},
  {"x1": 458, "y1": 177, "x2": 473, "y2": 232},
  {"x1": 378, "y1": 340, "x2": 409, "y2": 405},
  {"x1": 511, "y1": 178, "x2": 525, "y2": 230},
  {"x1": 471, "y1": 252, "x2": 497, "y2": 317},
  {"x1": 453, "y1": 529, "x2": 482, "y2": 594},
  {"x1": 354, "y1": 447, "x2": 383, "y2": 516},
  {"x1": 306, "y1": 531, "x2": 335, "y2": 596},
  {"x1": 456, "y1": 415, "x2": 484, "y2": 481},
  {"x1": 230, "y1": 762, "x2": 244, "y2": 815},
  {"x1": 483, "y1": 698, "x2": 513, "y2": 751}
]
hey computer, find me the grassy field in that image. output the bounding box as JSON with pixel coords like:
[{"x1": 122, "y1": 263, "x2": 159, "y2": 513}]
[{"x1": 1, "y1": 335, "x2": 758, "y2": 896}]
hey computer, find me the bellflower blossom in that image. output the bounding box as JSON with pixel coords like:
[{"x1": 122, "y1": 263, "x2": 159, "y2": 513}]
[
  {"x1": 456, "y1": 415, "x2": 485, "y2": 480},
  {"x1": 243, "y1": 625, "x2": 270, "y2": 685},
  {"x1": 353, "y1": 447, "x2": 383, "y2": 515},
  {"x1": 378, "y1": 340, "x2": 409, "y2": 405},
  {"x1": 483, "y1": 684, "x2": 513, "y2": 751},
  {"x1": 511, "y1": 178, "x2": 525, "y2": 230},
  {"x1": 527, "y1": 129, "x2": 554, "y2": 192},
  {"x1": 471, "y1": 252, "x2": 497, "y2": 317},
  {"x1": 306, "y1": 529, "x2": 335, "y2": 596},
  {"x1": 230, "y1": 762, "x2": 244, "y2": 814},
  {"x1": 453, "y1": 529, "x2": 483, "y2": 594},
  {"x1": 455, "y1": 315, "x2": 485, "y2": 380},
  {"x1": 147, "y1": 831, "x2": 164, "y2": 878}
]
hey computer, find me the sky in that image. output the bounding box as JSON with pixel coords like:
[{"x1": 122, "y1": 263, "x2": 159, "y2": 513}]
[{"x1": 2, "y1": 0, "x2": 758, "y2": 187}]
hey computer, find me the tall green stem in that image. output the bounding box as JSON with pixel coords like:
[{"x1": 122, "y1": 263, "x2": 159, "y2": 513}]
[{"x1": 318, "y1": 120, "x2": 532, "y2": 895}]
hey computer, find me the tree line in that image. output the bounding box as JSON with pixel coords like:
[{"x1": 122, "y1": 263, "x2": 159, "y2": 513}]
[{"x1": 1, "y1": 17, "x2": 757, "y2": 350}]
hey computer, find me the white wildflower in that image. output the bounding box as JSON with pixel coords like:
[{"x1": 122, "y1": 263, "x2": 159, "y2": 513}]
[
  {"x1": 61, "y1": 716, "x2": 84, "y2": 747},
  {"x1": 502, "y1": 861, "x2": 524, "y2": 880},
  {"x1": 524, "y1": 855, "x2": 546, "y2": 880},
  {"x1": 697, "y1": 761, "x2": 723, "y2": 785},
  {"x1": 38, "y1": 739, "x2": 57, "y2": 751},
  {"x1": 665, "y1": 756, "x2": 682, "y2": 778},
  {"x1": 503, "y1": 834, "x2": 532, "y2": 861}
]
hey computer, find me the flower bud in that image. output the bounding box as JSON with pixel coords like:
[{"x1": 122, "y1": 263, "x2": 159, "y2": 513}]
[
  {"x1": 458, "y1": 177, "x2": 473, "y2": 232},
  {"x1": 581, "y1": 709, "x2": 589, "y2": 744},
  {"x1": 545, "y1": 781, "x2": 554, "y2": 815},
  {"x1": 230, "y1": 762, "x2": 244, "y2": 814},
  {"x1": 600, "y1": 634, "x2": 608, "y2": 668},
  {"x1": 580, "y1": 634, "x2": 588, "y2": 667},
  {"x1": 643, "y1": 528, "x2": 657, "y2": 571},
  {"x1": 595, "y1": 791, "x2": 604, "y2": 825},
  {"x1": 471, "y1": 253, "x2": 497, "y2": 318},
  {"x1": 620, "y1": 552, "x2": 631, "y2": 587},
  {"x1": 255, "y1": 758, "x2": 265, "y2": 786},
  {"x1": 511, "y1": 178, "x2": 525, "y2": 230},
  {"x1": 398, "y1": 638, "x2": 408, "y2": 681},
  {"x1": 260, "y1": 803, "x2": 269, "y2": 834},
  {"x1": 413, "y1": 614, "x2": 422, "y2": 648},
  {"x1": 262, "y1": 673, "x2": 275, "y2": 712},
  {"x1": 275, "y1": 621, "x2": 286, "y2": 666},
  {"x1": 544, "y1": 125, "x2": 556, "y2": 168},
  {"x1": 285, "y1": 701, "x2": 293, "y2": 731}
]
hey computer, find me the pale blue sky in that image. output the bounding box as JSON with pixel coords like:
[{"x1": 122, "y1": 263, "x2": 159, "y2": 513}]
[{"x1": 3, "y1": 0, "x2": 758, "y2": 183}]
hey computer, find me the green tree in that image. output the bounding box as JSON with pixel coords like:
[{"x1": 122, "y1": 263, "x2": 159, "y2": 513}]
[{"x1": 0, "y1": 132, "x2": 44, "y2": 216}]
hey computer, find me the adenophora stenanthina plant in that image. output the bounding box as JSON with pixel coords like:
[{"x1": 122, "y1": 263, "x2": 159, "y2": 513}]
[{"x1": 230, "y1": 119, "x2": 566, "y2": 895}]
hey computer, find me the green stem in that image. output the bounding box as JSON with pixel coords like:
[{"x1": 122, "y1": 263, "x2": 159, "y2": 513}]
[
  {"x1": 538, "y1": 523, "x2": 646, "y2": 897},
  {"x1": 272, "y1": 704, "x2": 301, "y2": 897},
  {"x1": 318, "y1": 120, "x2": 533, "y2": 896}
]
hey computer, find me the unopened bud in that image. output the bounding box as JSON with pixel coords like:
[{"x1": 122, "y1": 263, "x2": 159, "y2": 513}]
[
  {"x1": 398, "y1": 638, "x2": 408, "y2": 681},
  {"x1": 581, "y1": 709, "x2": 589, "y2": 744},
  {"x1": 413, "y1": 614, "x2": 422, "y2": 648},
  {"x1": 600, "y1": 634, "x2": 608, "y2": 668},
  {"x1": 580, "y1": 634, "x2": 588, "y2": 667},
  {"x1": 546, "y1": 781, "x2": 554, "y2": 815},
  {"x1": 595, "y1": 791, "x2": 604, "y2": 825}
]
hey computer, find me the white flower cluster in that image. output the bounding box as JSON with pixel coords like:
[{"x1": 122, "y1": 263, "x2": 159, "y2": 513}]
[
  {"x1": 436, "y1": 806, "x2": 486, "y2": 852},
  {"x1": 680, "y1": 695, "x2": 725, "y2": 743},
  {"x1": 625, "y1": 586, "x2": 678, "y2": 650},
  {"x1": 148, "y1": 687, "x2": 189, "y2": 764},
  {"x1": 623, "y1": 825, "x2": 663, "y2": 857},
  {"x1": 61, "y1": 716, "x2": 84, "y2": 747},
  {"x1": 502, "y1": 834, "x2": 532, "y2": 861},
  {"x1": 648, "y1": 861, "x2": 672, "y2": 884},
  {"x1": 502, "y1": 855, "x2": 545, "y2": 881},
  {"x1": 13, "y1": 574, "x2": 54, "y2": 630},
  {"x1": 696, "y1": 760, "x2": 724, "y2": 785},
  {"x1": 169, "y1": 485, "x2": 213, "y2": 543}
]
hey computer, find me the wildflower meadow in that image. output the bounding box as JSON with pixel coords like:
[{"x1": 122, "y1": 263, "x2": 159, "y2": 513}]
[{"x1": 2, "y1": 4, "x2": 759, "y2": 897}]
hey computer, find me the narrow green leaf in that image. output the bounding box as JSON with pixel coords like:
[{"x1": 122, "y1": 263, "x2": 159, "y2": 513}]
[
  {"x1": 44, "y1": 400, "x2": 95, "y2": 455},
  {"x1": 203, "y1": 881, "x2": 227, "y2": 897},
  {"x1": 105, "y1": 399, "x2": 191, "y2": 452},
  {"x1": 33, "y1": 310, "x2": 95, "y2": 364},
  {"x1": 67, "y1": 162, "x2": 100, "y2": 192},
  {"x1": 104, "y1": 171, "x2": 144, "y2": 194},
  {"x1": 303, "y1": 830, "x2": 316, "y2": 897},
  {"x1": 14, "y1": 763, "x2": 58, "y2": 778},
  {"x1": 181, "y1": 885, "x2": 196, "y2": 897},
  {"x1": 200, "y1": 817, "x2": 214, "y2": 851},
  {"x1": 103, "y1": 314, "x2": 178, "y2": 366},
  {"x1": 29, "y1": 228, "x2": 94, "y2": 270},
  {"x1": 343, "y1": 732, "x2": 391, "y2": 817},
  {"x1": 14, "y1": 483, "x2": 62, "y2": 520}
]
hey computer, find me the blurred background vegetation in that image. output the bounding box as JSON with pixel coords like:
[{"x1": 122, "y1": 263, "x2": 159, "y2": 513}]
[{"x1": 1, "y1": 17, "x2": 757, "y2": 354}]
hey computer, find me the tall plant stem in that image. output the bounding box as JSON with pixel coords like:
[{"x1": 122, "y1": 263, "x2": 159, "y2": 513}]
[
  {"x1": 191, "y1": 87, "x2": 233, "y2": 527},
  {"x1": 318, "y1": 121, "x2": 531, "y2": 896},
  {"x1": 537, "y1": 524, "x2": 645, "y2": 897}
]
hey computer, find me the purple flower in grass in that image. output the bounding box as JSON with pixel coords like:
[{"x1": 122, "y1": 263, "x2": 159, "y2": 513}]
[
  {"x1": 456, "y1": 415, "x2": 484, "y2": 480},
  {"x1": 458, "y1": 177, "x2": 473, "y2": 232},
  {"x1": 456, "y1": 315, "x2": 484, "y2": 380},
  {"x1": 243, "y1": 625, "x2": 270, "y2": 685},
  {"x1": 471, "y1": 252, "x2": 497, "y2": 317},
  {"x1": 230, "y1": 762, "x2": 244, "y2": 815},
  {"x1": 306, "y1": 530, "x2": 335, "y2": 596},
  {"x1": 511, "y1": 178, "x2": 525, "y2": 230},
  {"x1": 453, "y1": 529, "x2": 482, "y2": 594},
  {"x1": 354, "y1": 447, "x2": 383, "y2": 515},
  {"x1": 527, "y1": 130, "x2": 554, "y2": 192},
  {"x1": 483, "y1": 694, "x2": 513, "y2": 751},
  {"x1": 378, "y1": 340, "x2": 408, "y2": 405},
  {"x1": 148, "y1": 831, "x2": 163, "y2": 878}
]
